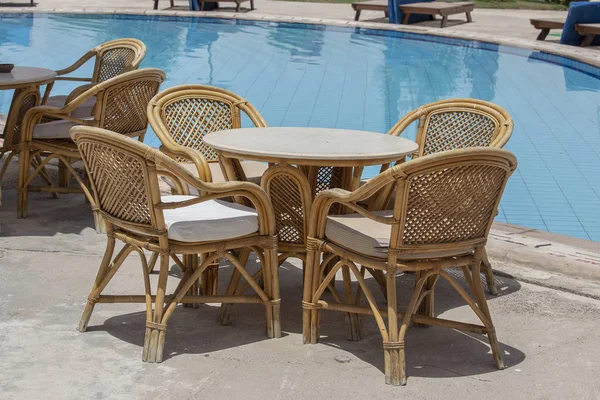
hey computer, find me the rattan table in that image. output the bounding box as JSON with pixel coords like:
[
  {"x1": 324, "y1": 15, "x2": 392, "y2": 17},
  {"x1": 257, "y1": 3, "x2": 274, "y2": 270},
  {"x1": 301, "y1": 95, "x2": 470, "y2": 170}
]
[
  {"x1": 205, "y1": 127, "x2": 418, "y2": 327},
  {"x1": 204, "y1": 127, "x2": 418, "y2": 251},
  {"x1": 0, "y1": 67, "x2": 57, "y2": 206}
]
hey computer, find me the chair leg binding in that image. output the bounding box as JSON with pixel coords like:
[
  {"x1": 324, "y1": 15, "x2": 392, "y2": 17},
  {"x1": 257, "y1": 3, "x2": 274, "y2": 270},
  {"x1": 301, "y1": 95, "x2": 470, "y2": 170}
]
[
  {"x1": 383, "y1": 341, "x2": 406, "y2": 386},
  {"x1": 77, "y1": 295, "x2": 100, "y2": 332},
  {"x1": 142, "y1": 321, "x2": 168, "y2": 363}
]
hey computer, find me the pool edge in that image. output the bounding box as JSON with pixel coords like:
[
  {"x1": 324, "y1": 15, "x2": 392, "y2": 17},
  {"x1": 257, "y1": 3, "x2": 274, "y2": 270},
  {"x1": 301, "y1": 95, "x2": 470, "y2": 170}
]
[{"x1": 2, "y1": 7, "x2": 600, "y2": 70}]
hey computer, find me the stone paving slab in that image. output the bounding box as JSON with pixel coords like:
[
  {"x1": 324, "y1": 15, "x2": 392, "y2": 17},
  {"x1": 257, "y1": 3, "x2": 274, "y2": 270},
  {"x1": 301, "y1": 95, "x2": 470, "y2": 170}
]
[{"x1": 1, "y1": 190, "x2": 600, "y2": 399}]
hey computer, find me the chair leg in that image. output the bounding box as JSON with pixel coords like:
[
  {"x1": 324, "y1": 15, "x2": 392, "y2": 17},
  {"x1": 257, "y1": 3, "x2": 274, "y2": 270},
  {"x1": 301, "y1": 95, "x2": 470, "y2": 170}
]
[
  {"x1": 414, "y1": 272, "x2": 438, "y2": 327},
  {"x1": 218, "y1": 248, "x2": 250, "y2": 325},
  {"x1": 57, "y1": 156, "x2": 70, "y2": 188},
  {"x1": 263, "y1": 248, "x2": 281, "y2": 339},
  {"x1": 342, "y1": 264, "x2": 362, "y2": 341},
  {"x1": 201, "y1": 255, "x2": 219, "y2": 296},
  {"x1": 302, "y1": 248, "x2": 320, "y2": 344},
  {"x1": 143, "y1": 252, "x2": 170, "y2": 363},
  {"x1": 183, "y1": 254, "x2": 200, "y2": 309},
  {"x1": 471, "y1": 258, "x2": 505, "y2": 370},
  {"x1": 383, "y1": 266, "x2": 405, "y2": 385},
  {"x1": 78, "y1": 235, "x2": 118, "y2": 331},
  {"x1": 0, "y1": 151, "x2": 14, "y2": 182},
  {"x1": 479, "y1": 248, "x2": 498, "y2": 295},
  {"x1": 17, "y1": 148, "x2": 31, "y2": 219}
]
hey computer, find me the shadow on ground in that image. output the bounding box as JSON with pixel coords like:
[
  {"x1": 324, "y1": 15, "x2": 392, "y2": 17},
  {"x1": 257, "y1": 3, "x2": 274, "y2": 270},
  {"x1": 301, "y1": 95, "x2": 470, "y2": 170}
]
[{"x1": 96, "y1": 257, "x2": 524, "y2": 379}]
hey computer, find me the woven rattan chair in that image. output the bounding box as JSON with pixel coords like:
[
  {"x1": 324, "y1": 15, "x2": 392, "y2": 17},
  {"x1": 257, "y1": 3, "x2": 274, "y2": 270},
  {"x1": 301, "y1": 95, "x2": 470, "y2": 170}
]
[
  {"x1": 373, "y1": 98, "x2": 514, "y2": 295},
  {"x1": 388, "y1": 98, "x2": 513, "y2": 157},
  {"x1": 45, "y1": 39, "x2": 146, "y2": 118},
  {"x1": 0, "y1": 86, "x2": 56, "y2": 191},
  {"x1": 148, "y1": 84, "x2": 269, "y2": 188},
  {"x1": 302, "y1": 147, "x2": 517, "y2": 385},
  {"x1": 71, "y1": 126, "x2": 281, "y2": 363},
  {"x1": 16, "y1": 68, "x2": 165, "y2": 219},
  {"x1": 148, "y1": 84, "x2": 269, "y2": 298}
]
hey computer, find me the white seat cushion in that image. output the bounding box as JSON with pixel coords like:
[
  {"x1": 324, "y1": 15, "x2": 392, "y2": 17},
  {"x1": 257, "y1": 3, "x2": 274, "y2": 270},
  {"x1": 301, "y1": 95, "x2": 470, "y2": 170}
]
[
  {"x1": 162, "y1": 160, "x2": 268, "y2": 194},
  {"x1": 46, "y1": 95, "x2": 96, "y2": 118},
  {"x1": 325, "y1": 210, "x2": 473, "y2": 260},
  {"x1": 162, "y1": 195, "x2": 259, "y2": 242},
  {"x1": 32, "y1": 117, "x2": 94, "y2": 139}
]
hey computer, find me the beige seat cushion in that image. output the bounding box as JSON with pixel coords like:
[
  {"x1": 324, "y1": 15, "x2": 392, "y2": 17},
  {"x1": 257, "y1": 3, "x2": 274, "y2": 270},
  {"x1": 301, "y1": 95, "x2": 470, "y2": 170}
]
[
  {"x1": 46, "y1": 95, "x2": 97, "y2": 118},
  {"x1": 325, "y1": 210, "x2": 473, "y2": 260},
  {"x1": 162, "y1": 195, "x2": 259, "y2": 242},
  {"x1": 32, "y1": 117, "x2": 94, "y2": 139},
  {"x1": 162, "y1": 160, "x2": 268, "y2": 194}
]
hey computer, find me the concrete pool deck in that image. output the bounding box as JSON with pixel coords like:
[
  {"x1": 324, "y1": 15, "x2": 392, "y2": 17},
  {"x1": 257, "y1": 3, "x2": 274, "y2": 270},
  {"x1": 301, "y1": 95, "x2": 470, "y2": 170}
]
[{"x1": 1, "y1": 186, "x2": 600, "y2": 399}]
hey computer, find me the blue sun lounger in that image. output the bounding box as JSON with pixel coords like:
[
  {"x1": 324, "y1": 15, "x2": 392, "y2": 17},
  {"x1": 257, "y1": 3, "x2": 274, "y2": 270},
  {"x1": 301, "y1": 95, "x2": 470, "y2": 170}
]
[{"x1": 560, "y1": 1, "x2": 600, "y2": 46}]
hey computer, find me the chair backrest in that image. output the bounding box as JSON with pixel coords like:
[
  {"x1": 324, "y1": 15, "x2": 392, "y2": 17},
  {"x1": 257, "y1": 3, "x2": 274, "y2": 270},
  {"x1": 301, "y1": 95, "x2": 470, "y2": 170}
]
[
  {"x1": 84, "y1": 68, "x2": 166, "y2": 138},
  {"x1": 71, "y1": 126, "x2": 167, "y2": 235},
  {"x1": 387, "y1": 148, "x2": 516, "y2": 254},
  {"x1": 92, "y1": 38, "x2": 146, "y2": 83},
  {"x1": 1, "y1": 87, "x2": 40, "y2": 149},
  {"x1": 389, "y1": 99, "x2": 513, "y2": 157},
  {"x1": 148, "y1": 84, "x2": 267, "y2": 163}
]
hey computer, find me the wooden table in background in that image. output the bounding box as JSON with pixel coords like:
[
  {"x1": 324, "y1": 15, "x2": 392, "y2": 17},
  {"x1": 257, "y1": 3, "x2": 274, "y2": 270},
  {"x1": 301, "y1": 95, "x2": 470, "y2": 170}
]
[
  {"x1": 400, "y1": 1, "x2": 474, "y2": 28},
  {"x1": 0, "y1": 67, "x2": 56, "y2": 207}
]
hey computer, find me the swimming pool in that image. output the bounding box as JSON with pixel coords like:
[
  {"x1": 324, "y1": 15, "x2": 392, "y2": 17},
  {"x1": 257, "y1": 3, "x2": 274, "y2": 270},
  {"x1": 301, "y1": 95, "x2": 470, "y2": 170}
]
[{"x1": 1, "y1": 13, "x2": 600, "y2": 240}]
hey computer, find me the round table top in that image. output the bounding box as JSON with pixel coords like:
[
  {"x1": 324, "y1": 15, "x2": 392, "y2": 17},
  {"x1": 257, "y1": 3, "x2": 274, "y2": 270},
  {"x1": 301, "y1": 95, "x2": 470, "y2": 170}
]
[
  {"x1": 204, "y1": 127, "x2": 419, "y2": 167},
  {"x1": 0, "y1": 67, "x2": 56, "y2": 89}
]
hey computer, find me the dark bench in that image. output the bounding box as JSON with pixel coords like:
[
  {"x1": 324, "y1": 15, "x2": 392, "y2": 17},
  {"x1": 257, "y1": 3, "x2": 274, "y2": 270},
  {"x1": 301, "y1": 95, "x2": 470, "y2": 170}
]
[
  {"x1": 351, "y1": 0, "x2": 388, "y2": 21},
  {"x1": 530, "y1": 18, "x2": 565, "y2": 41},
  {"x1": 576, "y1": 23, "x2": 600, "y2": 47},
  {"x1": 399, "y1": 1, "x2": 474, "y2": 28}
]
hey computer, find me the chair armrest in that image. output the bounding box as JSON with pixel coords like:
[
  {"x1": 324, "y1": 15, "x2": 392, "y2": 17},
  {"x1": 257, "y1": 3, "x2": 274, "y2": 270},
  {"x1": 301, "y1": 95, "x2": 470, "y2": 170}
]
[
  {"x1": 387, "y1": 108, "x2": 422, "y2": 137},
  {"x1": 21, "y1": 105, "x2": 96, "y2": 142},
  {"x1": 54, "y1": 77, "x2": 93, "y2": 82},
  {"x1": 158, "y1": 145, "x2": 212, "y2": 183},
  {"x1": 64, "y1": 83, "x2": 95, "y2": 104},
  {"x1": 55, "y1": 51, "x2": 96, "y2": 77},
  {"x1": 153, "y1": 152, "x2": 277, "y2": 236},
  {"x1": 308, "y1": 171, "x2": 399, "y2": 238}
]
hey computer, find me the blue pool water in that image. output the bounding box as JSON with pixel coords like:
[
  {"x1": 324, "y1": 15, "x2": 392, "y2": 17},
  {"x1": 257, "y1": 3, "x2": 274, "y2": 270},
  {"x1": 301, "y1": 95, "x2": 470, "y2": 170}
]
[{"x1": 2, "y1": 14, "x2": 600, "y2": 240}]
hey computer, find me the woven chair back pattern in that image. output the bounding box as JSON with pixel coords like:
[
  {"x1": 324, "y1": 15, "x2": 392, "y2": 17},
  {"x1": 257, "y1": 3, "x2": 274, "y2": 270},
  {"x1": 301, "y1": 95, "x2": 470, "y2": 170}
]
[
  {"x1": 266, "y1": 174, "x2": 305, "y2": 245},
  {"x1": 78, "y1": 140, "x2": 153, "y2": 226},
  {"x1": 399, "y1": 161, "x2": 509, "y2": 247},
  {"x1": 96, "y1": 46, "x2": 140, "y2": 83},
  {"x1": 315, "y1": 166, "x2": 345, "y2": 215},
  {"x1": 4, "y1": 88, "x2": 40, "y2": 148},
  {"x1": 421, "y1": 109, "x2": 499, "y2": 156},
  {"x1": 161, "y1": 97, "x2": 237, "y2": 162},
  {"x1": 99, "y1": 79, "x2": 161, "y2": 135}
]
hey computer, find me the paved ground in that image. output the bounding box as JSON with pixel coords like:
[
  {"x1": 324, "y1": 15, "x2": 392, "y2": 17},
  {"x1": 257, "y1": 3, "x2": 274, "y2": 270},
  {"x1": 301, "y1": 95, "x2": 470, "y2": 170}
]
[
  {"x1": 1, "y1": 190, "x2": 600, "y2": 399},
  {"x1": 2, "y1": 0, "x2": 569, "y2": 43}
]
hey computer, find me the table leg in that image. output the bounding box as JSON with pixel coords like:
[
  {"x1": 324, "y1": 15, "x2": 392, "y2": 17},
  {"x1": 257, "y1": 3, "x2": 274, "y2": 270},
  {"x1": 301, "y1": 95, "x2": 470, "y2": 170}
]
[
  {"x1": 219, "y1": 155, "x2": 247, "y2": 205},
  {"x1": 582, "y1": 34, "x2": 595, "y2": 47},
  {"x1": 466, "y1": 11, "x2": 472, "y2": 23},
  {"x1": 402, "y1": 13, "x2": 410, "y2": 25},
  {"x1": 354, "y1": 9, "x2": 361, "y2": 21},
  {"x1": 41, "y1": 82, "x2": 54, "y2": 105},
  {"x1": 441, "y1": 15, "x2": 448, "y2": 28},
  {"x1": 536, "y1": 28, "x2": 550, "y2": 41}
]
